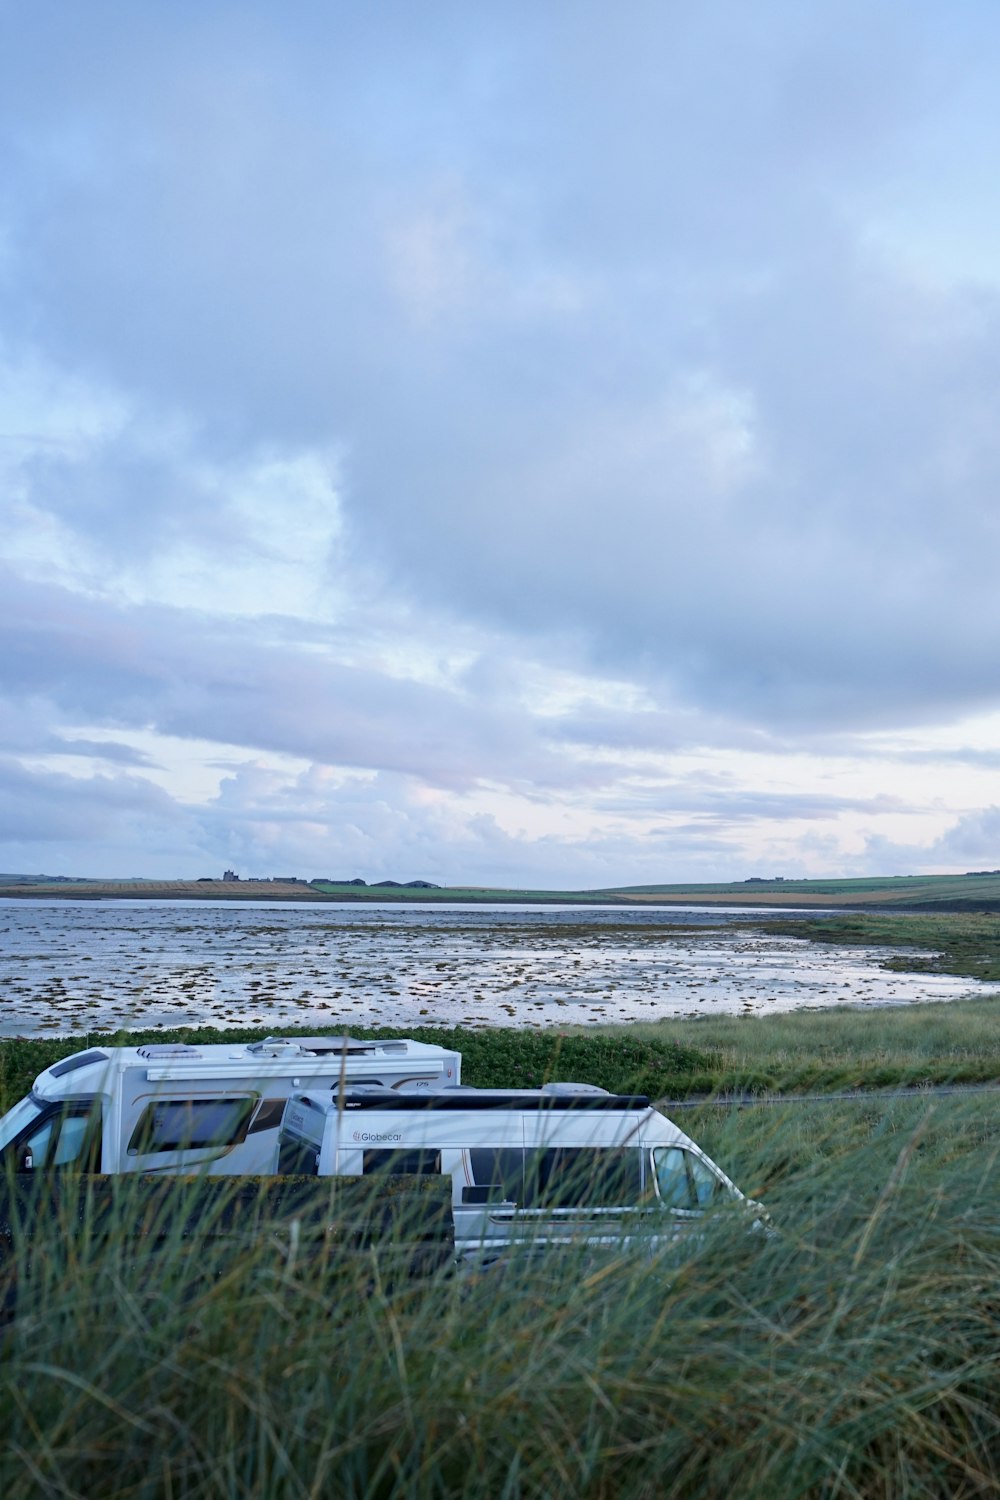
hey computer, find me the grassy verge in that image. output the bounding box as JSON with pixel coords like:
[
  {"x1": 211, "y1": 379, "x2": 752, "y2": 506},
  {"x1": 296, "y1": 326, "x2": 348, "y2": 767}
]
[
  {"x1": 589, "y1": 993, "x2": 1000, "y2": 1093},
  {"x1": 3, "y1": 1090, "x2": 1000, "y2": 1496}
]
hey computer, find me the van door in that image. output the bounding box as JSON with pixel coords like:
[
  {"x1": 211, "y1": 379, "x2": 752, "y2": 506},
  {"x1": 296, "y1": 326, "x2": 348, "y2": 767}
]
[
  {"x1": 455, "y1": 1116, "x2": 524, "y2": 1259},
  {"x1": 3, "y1": 1098, "x2": 104, "y2": 1173},
  {"x1": 519, "y1": 1111, "x2": 646, "y2": 1248}
]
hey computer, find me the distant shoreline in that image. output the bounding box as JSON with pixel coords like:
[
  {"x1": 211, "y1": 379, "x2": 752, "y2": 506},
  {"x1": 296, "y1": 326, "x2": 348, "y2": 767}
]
[{"x1": 1, "y1": 875, "x2": 999, "y2": 913}]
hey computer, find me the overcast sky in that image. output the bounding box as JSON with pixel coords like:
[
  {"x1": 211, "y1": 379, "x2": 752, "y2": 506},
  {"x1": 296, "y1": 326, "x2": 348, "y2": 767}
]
[{"x1": 2, "y1": 1, "x2": 1000, "y2": 887}]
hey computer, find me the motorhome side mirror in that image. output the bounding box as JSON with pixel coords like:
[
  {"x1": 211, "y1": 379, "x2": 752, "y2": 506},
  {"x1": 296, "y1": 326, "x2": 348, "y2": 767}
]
[{"x1": 461, "y1": 1184, "x2": 508, "y2": 1205}]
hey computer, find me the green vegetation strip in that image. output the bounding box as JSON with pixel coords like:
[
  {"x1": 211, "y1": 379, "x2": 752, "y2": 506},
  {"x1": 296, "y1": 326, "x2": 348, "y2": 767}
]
[
  {"x1": 758, "y1": 909, "x2": 1000, "y2": 981},
  {"x1": 4, "y1": 990, "x2": 1000, "y2": 1115}
]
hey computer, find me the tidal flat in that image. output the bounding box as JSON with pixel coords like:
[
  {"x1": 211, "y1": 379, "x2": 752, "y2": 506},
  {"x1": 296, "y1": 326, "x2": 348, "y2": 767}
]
[{"x1": 0, "y1": 898, "x2": 992, "y2": 1038}]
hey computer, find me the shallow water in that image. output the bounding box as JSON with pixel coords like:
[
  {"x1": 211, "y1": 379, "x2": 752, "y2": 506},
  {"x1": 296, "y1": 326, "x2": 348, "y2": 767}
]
[{"x1": 0, "y1": 899, "x2": 989, "y2": 1038}]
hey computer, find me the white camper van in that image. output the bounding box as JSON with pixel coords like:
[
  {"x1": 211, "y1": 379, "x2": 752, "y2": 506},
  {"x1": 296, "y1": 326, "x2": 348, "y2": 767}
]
[
  {"x1": 0, "y1": 1035, "x2": 462, "y2": 1178},
  {"x1": 274, "y1": 1083, "x2": 758, "y2": 1262}
]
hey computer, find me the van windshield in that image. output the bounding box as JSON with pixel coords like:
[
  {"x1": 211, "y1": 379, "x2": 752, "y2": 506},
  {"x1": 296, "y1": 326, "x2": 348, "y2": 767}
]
[
  {"x1": 0, "y1": 1095, "x2": 46, "y2": 1154},
  {"x1": 653, "y1": 1147, "x2": 731, "y2": 1210}
]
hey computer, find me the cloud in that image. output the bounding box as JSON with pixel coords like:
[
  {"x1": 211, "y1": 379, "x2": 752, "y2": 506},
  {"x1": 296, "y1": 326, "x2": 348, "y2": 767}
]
[
  {"x1": 3, "y1": 3, "x2": 1000, "y2": 881},
  {"x1": 929, "y1": 806, "x2": 1000, "y2": 865},
  {"x1": 0, "y1": 570, "x2": 634, "y2": 796},
  {"x1": 4, "y1": 5, "x2": 999, "y2": 737},
  {"x1": 0, "y1": 756, "x2": 191, "y2": 850}
]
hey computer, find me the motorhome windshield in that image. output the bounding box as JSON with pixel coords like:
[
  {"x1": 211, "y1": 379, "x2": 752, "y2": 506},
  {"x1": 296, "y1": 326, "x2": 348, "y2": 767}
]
[{"x1": 0, "y1": 1094, "x2": 45, "y2": 1154}]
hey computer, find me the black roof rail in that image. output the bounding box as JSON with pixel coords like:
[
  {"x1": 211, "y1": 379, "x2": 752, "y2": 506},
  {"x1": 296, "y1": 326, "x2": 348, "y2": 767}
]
[{"x1": 339, "y1": 1093, "x2": 651, "y2": 1112}]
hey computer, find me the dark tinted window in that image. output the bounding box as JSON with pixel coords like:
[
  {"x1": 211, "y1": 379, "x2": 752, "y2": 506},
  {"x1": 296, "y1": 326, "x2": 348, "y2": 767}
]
[
  {"x1": 247, "y1": 1098, "x2": 287, "y2": 1135},
  {"x1": 363, "y1": 1149, "x2": 441, "y2": 1175},
  {"x1": 277, "y1": 1135, "x2": 319, "y2": 1175},
  {"x1": 127, "y1": 1097, "x2": 255, "y2": 1155},
  {"x1": 470, "y1": 1147, "x2": 643, "y2": 1207},
  {"x1": 470, "y1": 1148, "x2": 524, "y2": 1202},
  {"x1": 528, "y1": 1148, "x2": 643, "y2": 1207}
]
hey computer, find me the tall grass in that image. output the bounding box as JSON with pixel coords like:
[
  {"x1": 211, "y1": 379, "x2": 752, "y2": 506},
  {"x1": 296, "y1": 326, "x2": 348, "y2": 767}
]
[
  {"x1": 3, "y1": 1091, "x2": 1000, "y2": 1497},
  {"x1": 601, "y1": 994, "x2": 1000, "y2": 1092}
]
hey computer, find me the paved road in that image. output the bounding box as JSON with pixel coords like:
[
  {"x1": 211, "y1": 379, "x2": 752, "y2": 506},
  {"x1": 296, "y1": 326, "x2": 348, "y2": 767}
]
[{"x1": 663, "y1": 1081, "x2": 1000, "y2": 1110}]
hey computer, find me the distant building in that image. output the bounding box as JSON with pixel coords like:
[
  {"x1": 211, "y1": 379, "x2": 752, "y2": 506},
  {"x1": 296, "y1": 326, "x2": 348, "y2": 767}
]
[{"x1": 222, "y1": 869, "x2": 240, "y2": 882}]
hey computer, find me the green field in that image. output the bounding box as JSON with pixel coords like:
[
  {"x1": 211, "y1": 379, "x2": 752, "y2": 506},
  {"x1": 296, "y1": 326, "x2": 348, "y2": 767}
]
[{"x1": 601, "y1": 870, "x2": 1000, "y2": 909}]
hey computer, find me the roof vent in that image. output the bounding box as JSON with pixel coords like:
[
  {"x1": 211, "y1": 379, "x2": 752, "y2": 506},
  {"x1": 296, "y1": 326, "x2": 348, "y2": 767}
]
[
  {"x1": 285, "y1": 1035, "x2": 408, "y2": 1056},
  {"x1": 291, "y1": 1035, "x2": 375, "y2": 1054},
  {"x1": 135, "y1": 1045, "x2": 201, "y2": 1060},
  {"x1": 246, "y1": 1038, "x2": 304, "y2": 1057}
]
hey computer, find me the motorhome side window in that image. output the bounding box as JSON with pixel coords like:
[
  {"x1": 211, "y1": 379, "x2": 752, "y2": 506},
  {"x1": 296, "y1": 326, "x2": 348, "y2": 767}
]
[
  {"x1": 653, "y1": 1147, "x2": 726, "y2": 1210},
  {"x1": 127, "y1": 1098, "x2": 255, "y2": 1155},
  {"x1": 363, "y1": 1149, "x2": 441, "y2": 1176}
]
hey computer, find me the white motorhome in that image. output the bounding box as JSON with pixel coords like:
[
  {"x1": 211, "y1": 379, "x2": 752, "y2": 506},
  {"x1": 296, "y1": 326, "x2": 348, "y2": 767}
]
[
  {"x1": 275, "y1": 1082, "x2": 759, "y2": 1262},
  {"x1": 0, "y1": 1035, "x2": 462, "y2": 1178}
]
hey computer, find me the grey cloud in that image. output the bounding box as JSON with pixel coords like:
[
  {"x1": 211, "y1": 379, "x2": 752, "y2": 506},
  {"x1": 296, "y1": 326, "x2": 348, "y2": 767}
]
[
  {"x1": 0, "y1": 571, "x2": 625, "y2": 795},
  {"x1": 0, "y1": 756, "x2": 185, "y2": 845},
  {"x1": 929, "y1": 806, "x2": 1000, "y2": 864},
  {"x1": 3, "y1": 7, "x2": 997, "y2": 744}
]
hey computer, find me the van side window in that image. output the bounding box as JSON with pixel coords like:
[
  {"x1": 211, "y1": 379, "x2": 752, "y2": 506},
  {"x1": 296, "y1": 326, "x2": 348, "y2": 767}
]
[
  {"x1": 470, "y1": 1148, "x2": 524, "y2": 1203},
  {"x1": 127, "y1": 1098, "x2": 255, "y2": 1155},
  {"x1": 653, "y1": 1147, "x2": 726, "y2": 1210},
  {"x1": 528, "y1": 1148, "x2": 643, "y2": 1208},
  {"x1": 363, "y1": 1149, "x2": 441, "y2": 1175}
]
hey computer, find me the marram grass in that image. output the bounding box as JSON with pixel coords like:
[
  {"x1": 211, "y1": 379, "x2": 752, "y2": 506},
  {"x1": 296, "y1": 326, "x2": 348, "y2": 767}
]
[{"x1": 3, "y1": 1095, "x2": 1000, "y2": 1499}]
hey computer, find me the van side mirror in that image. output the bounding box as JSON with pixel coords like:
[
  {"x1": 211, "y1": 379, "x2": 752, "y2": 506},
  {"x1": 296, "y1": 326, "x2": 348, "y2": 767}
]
[{"x1": 461, "y1": 1184, "x2": 509, "y2": 1205}]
